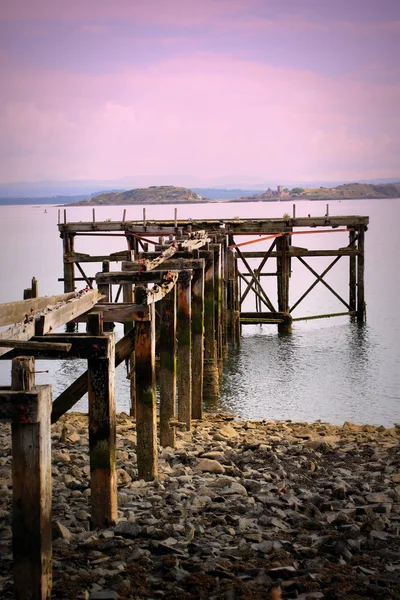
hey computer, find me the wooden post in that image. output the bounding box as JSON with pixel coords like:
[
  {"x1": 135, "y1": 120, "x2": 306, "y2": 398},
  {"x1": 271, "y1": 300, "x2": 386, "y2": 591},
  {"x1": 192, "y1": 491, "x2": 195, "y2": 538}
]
[
  {"x1": 99, "y1": 260, "x2": 114, "y2": 332},
  {"x1": 221, "y1": 238, "x2": 229, "y2": 359},
  {"x1": 191, "y1": 263, "x2": 204, "y2": 420},
  {"x1": 212, "y1": 244, "x2": 223, "y2": 371},
  {"x1": 357, "y1": 225, "x2": 366, "y2": 322},
  {"x1": 177, "y1": 271, "x2": 192, "y2": 431},
  {"x1": 159, "y1": 286, "x2": 177, "y2": 447},
  {"x1": 276, "y1": 234, "x2": 292, "y2": 333},
  {"x1": 135, "y1": 297, "x2": 158, "y2": 480},
  {"x1": 11, "y1": 356, "x2": 52, "y2": 600},
  {"x1": 62, "y1": 233, "x2": 76, "y2": 331},
  {"x1": 122, "y1": 278, "x2": 136, "y2": 418},
  {"x1": 62, "y1": 233, "x2": 75, "y2": 293},
  {"x1": 87, "y1": 312, "x2": 117, "y2": 528},
  {"x1": 349, "y1": 229, "x2": 357, "y2": 315},
  {"x1": 202, "y1": 251, "x2": 219, "y2": 401}
]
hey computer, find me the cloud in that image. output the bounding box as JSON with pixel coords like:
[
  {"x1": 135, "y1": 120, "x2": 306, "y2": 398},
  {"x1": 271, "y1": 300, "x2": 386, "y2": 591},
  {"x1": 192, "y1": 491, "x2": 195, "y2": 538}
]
[{"x1": 0, "y1": 54, "x2": 399, "y2": 181}]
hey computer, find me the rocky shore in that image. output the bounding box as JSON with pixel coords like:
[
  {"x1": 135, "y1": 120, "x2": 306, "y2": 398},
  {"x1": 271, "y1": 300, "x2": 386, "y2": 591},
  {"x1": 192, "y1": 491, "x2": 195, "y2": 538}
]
[{"x1": 1, "y1": 413, "x2": 400, "y2": 599}]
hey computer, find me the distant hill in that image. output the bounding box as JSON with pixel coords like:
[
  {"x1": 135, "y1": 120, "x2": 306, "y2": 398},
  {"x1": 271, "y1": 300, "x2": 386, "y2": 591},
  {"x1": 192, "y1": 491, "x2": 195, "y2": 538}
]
[
  {"x1": 68, "y1": 186, "x2": 213, "y2": 206},
  {"x1": 238, "y1": 182, "x2": 400, "y2": 201}
]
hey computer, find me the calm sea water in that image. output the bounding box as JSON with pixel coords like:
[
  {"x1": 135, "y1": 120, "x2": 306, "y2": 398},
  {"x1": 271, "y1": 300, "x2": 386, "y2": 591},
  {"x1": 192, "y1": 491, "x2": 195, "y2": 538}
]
[{"x1": 0, "y1": 198, "x2": 399, "y2": 426}]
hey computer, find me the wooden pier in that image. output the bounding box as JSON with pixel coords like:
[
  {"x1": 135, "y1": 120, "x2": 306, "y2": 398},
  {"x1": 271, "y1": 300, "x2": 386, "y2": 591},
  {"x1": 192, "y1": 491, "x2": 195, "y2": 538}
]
[{"x1": 0, "y1": 209, "x2": 368, "y2": 598}]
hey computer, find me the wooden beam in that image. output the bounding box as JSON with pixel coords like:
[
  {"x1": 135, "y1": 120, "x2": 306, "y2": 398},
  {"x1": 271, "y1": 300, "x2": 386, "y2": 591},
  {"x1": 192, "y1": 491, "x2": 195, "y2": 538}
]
[
  {"x1": 64, "y1": 250, "x2": 134, "y2": 263},
  {"x1": 95, "y1": 270, "x2": 178, "y2": 285},
  {"x1": 9, "y1": 357, "x2": 52, "y2": 600},
  {"x1": 58, "y1": 216, "x2": 369, "y2": 235},
  {"x1": 0, "y1": 339, "x2": 71, "y2": 351},
  {"x1": 177, "y1": 272, "x2": 192, "y2": 431},
  {"x1": 137, "y1": 245, "x2": 177, "y2": 271},
  {"x1": 135, "y1": 303, "x2": 158, "y2": 481},
  {"x1": 34, "y1": 289, "x2": 102, "y2": 336},
  {"x1": 122, "y1": 258, "x2": 204, "y2": 272},
  {"x1": 191, "y1": 263, "x2": 204, "y2": 420},
  {"x1": 159, "y1": 286, "x2": 177, "y2": 448},
  {"x1": 0, "y1": 292, "x2": 77, "y2": 327},
  {"x1": 240, "y1": 248, "x2": 360, "y2": 258},
  {"x1": 87, "y1": 314, "x2": 117, "y2": 528},
  {"x1": 0, "y1": 321, "x2": 36, "y2": 358},
  {"x1": 51, "y1": 327, "x2": 136, "y2": 423},
  {"x1": 290, "y1": 255, "x2": 349, "y2": 313}
]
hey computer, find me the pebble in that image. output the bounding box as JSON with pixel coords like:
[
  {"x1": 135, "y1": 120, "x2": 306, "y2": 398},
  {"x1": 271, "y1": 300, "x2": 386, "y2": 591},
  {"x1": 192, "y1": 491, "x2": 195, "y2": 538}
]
[{"x1": 0, "y1": 413, "x2": 399, "y2": 599}]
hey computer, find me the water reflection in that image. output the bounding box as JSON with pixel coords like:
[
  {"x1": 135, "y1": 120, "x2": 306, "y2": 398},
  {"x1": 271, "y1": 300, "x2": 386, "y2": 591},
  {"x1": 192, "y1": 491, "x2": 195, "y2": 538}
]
[{"x1": 219, "y1": 317, "x2": 399, "y2": 426}]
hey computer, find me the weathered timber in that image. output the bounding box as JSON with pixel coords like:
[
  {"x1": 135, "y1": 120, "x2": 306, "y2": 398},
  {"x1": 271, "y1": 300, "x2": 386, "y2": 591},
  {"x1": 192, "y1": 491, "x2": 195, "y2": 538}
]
[
  {"x1": 212, "y1": 244, "x2": 223, "y2": 370},
  {"x1": 87, "y1": 313, "x2": 117, "y2": 528},
  {"x1": 0, "y1": 292, "x2": 76, "y2": 328},
  {"x1": 58, "y1": 216, "x2": 369, "y2": 235},
  {"x1": 240, "y1": 248, "x2": 360, "y2": 258},
  {"x1": 276, "y1": 234, "x2": 292, "y2": 333},
  {"x1": 33, "y1": 290, "x2": 102, "y2": 336},
  {"x1": 290, "y1": 256, "x2": 350, "y2": 313},
  {"x1": 23, "y1": 277, "x2": 39, "y2": 300},
  {"x1": 238, "y1": 271, "x2": 275, "y2": 312},
  {"x1": 59, "y1": 222, "x2": 184, "y2": 235},
  {"x1": 136, "y1": 245, "x2": 177, "y2": 271},
  {"x1": 0, "y1": 339, "x2": 71, "y2": 351},
  {"x1": 0, "y1": 321, "x2": 36, "y2": 357},
  {"x1": 135, "y1": 301, "x2": 158, "y2": 481},
  {"x1": 191, "y1": 264, "x2": 205, "y2": 420},
  {"x1": 98, "y1": 261, "x2": 114, "y2": 333},
  {"x1": 239, "y1": 238, "x2": 278, "y2": 308},
  {"x1": 236, "y1": 247, "x2": 276, "y2": 312},
  {"x1": 349, "y1": 230, "x2": 357, "y2": 313},
  {"x1": 96, "y1": 270, "x2": 179, "y2": 285},
  {"x1": 64, "y1": 250, "x2": 135, "y2": 263},
  {"x1": 121, "y1": 258, "x2": 204, "y2": 272},
  {"x1": 292, "y1": 311, "x2": 356, "y2": 321},
  {"x1": 9, "y1": 357, "x2": 52, "y2": 600},
  {"x1": 62, "y1": 233, "x2": 75, "y2": 294},
  {"x1": 179, "y1": 237, "x2": 210, "y2": 251},
  {"x1": 74, "y1": 303, "x2": 150, "y2": 323},
  {"x1": 357, "y1": 225, "x2": 366, "y2": 322},
  {"x1": 122, "y1": 282, "x2": 136, "y2": 418},
  {"x1": 51, "y1": 327, "x2": 136, "y2": 423},
  {"x1": 159, "y1": 286, "x2": 177, "y2": 447},
  {"x1": 177, "y1": 272, "x2": 192, "y2": 431},
  {"x1": 75, "y1": 262, "x2": 93, "y2": 289},
  {"x1": 203, "y1": 251, "x2": 219, "y2": 401}
]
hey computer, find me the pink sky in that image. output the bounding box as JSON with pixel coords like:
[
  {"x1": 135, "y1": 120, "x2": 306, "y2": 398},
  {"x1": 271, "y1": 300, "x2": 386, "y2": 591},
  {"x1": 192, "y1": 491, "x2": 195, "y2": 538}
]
[{"x1": 0, "y1": 0, "x2": 399, "y2": 185}]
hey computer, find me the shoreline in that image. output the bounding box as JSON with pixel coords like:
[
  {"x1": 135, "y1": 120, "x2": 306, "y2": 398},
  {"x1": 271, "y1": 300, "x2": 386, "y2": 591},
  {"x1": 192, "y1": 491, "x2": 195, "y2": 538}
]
[{"x1": 1, "y1": 413, "x2": 400, "y2": 599}]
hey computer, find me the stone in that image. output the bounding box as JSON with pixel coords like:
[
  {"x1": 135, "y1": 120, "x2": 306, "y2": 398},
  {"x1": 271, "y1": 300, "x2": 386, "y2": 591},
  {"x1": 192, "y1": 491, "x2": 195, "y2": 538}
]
[
  {"x1": 219, "y1": 425, "x2": 240, "y2": 439},
  {"x1": 53, "y1": 521, "x2": 72, "y2": 540},
  {"x1": 193, "y1": 459, "x2": 225, "y2": 474}
]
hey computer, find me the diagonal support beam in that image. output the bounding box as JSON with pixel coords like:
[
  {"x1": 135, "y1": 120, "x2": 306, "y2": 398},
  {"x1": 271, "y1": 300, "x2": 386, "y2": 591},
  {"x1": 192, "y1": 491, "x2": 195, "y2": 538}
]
[
  {"x1": 290, "y1": 255, "x2": 350, "y2": 313},
  {"x1": 236, "y1": 246, "x2": 277, "y2": 312},
  {"x1": 239, "y1": 238, "x2": 278, "y2": 306},
  {"x1": 238, "y1": 272, "x2": 274, "y2": 312}
]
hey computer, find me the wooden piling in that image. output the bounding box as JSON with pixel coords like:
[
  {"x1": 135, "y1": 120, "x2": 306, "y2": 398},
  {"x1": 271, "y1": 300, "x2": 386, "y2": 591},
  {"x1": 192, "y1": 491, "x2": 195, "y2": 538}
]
[
  {"x1": 191, "y1": 263, "x2": 204, "y2": 420},
  {"x1": 357, "y1": 225, "x2": 366, "y2": 322},
  {"x1": 135, "y1": 298, "x2": 158, "y2": 480},
  {"x1": 122, "y1": 279, "x2": 136, "y2": 418},
  {"x1": 202, "y1": 251, "x2": 219, "y2": 401},
  {"x1": 177, "y1": 271, "x2": 192, "y2": 431},
  {"x1": 99, "y1": 260, "x2": 114, "y2": 332},
  {"x1": 276, "y1": 234, "x2": 292, "y2": 333},
  {"x1": 212, "y1": 244, "x2": 224, "y2": 371},
  {"x1": 10, "y1": 356, "x2": 52, "y2": 600},
  {"x1": 62, "y1": 233, "x2": 75, "y2": 293},
  {"x1": 349, "y1": 229, "x2": 357, "y2": 314},
  {"x1": 87, "y1": 312, "x2": 117, "y2": 528},
  {"x1": 159, "y1": 286, "x2": 177, "y2": 447}
]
